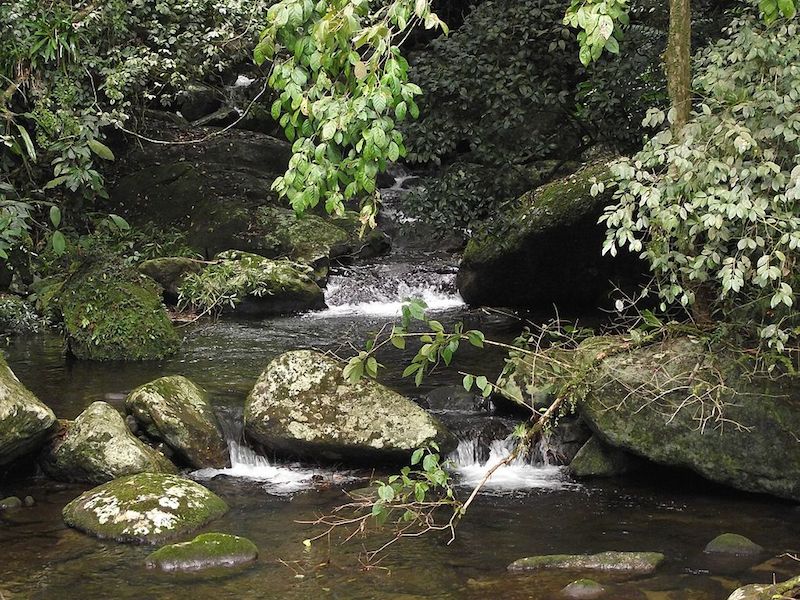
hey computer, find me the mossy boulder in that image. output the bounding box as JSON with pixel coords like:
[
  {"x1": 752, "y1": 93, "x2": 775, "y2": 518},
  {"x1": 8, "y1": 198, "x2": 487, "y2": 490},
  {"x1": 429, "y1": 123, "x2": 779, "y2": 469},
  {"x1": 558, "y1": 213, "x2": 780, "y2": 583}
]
[
  {"x1": 508, "y1": 551, "x2": 665, "y2": 574},
  {"x1": 40, "y1": 402, "x2": 176, "y2": 483},
  {"x1": 244, "y1": 350, "x2": 457, "y2": 463},
  {"x1": 125, "y1": 376, "x2": 229, "y2": 469},
  {"x1": 0, "y1": 354, "x2": 56, "y2": 466},
  {"x1": 56, "y1": 259, "x2": 180, "y2": 361},
  {"x1": 704, "y1": 534, "x2": 763, "y2": 556},
  {"x1": 139, "y1": 257, "x2": 207, "y2": 302},
  {"x1": 145, "y1": 532, "x2": 258, "y2": 571},
  {"x1": 561, "y1": 579, "x2": 606, "y2": 599},
  {"x1": 179, "y1": 251, "x2": 325, "y2": 317},
  {"x1": 569, "y1": 436, "x2": 639, "y2": 478},
  {"x1": 62, "y1": 473, "x2": 228, "y2": 544},
  {"x1": 457, "y1": 162, "x2": 643, "y2": 310},
  {"x1": 579, "y1": 336, "x2": 800, "y2": 500},
  {"x1": 728, "y1": 575, "x2": 800, "y2": 600}
]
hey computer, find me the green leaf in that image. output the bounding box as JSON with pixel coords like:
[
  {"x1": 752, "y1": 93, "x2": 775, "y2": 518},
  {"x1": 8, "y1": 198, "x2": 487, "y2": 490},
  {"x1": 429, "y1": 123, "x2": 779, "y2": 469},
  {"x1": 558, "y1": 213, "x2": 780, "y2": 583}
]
[
  {"x1": 109, "y1": 214, "x2": 130, "y2": 231},
  {"x1": 15, "y1": 123, "x2": 36, "y2": 162},
  {"x1": 51, "y1": 230, "x2": 66, "y2": 255},
  {"x1": 467, "y1": 330, "x2": 485, "y2": 348},
  {"x1": 88, "y1": 139, "x2": 115, "y2": 161},
  {"x1": 411, "y1": 448, "x2": 424, "y2": 466},
  {"x1": 49, "y1": 206, "x2": 61, "y2": 228},
  {"x1": 463, "y1": 374, "x2": 474, "y2": 391},
  {"x1": 402, "y1": 363, "x2": 420, "y2": 378}
]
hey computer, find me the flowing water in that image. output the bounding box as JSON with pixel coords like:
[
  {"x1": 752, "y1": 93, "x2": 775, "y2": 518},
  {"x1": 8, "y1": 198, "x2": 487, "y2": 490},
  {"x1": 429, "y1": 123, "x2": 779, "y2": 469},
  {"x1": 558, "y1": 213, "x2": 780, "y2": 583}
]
[{"x1": 1, "y1": 177, "x2": 799, "y2": 599}]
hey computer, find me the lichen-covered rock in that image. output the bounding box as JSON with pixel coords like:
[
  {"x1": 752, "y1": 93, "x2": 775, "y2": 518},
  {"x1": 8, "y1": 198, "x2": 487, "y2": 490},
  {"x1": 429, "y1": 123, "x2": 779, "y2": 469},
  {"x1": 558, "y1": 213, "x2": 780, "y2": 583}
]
[
  {"x1": 0, "y1": 355, "x2": 56, "y2": 466},
  {"x1": 56, "y1": 259, "x2": 180, "y2": 361},
  {"x1": 457, "y1": 162, "x2": 643, "y2": 310},
  {"x1": 569, "y1": 436, "x2": 639, "y2": 478},
  {"x1": 727, "y1": 576, "x2": 800, "y2": 600},
  {"x1": 139, "y1": 257, "x2": 207, "y2": 302},
  {"x1": 62, "y1": 473, "x2": 228, "y2": 544},
  {"x1": 244, "y1": 350, "x2": 457, "y2": 462},
  {"x1": 704, "y1": 534, "x2": 763, "y2": 556},
  {"x1": 178, "y1": 251, "x2": 325, "y2": 317},
  {"x1": 579, "y1": 337, "x2": 800, "y2": 501},
  {"x1": 145, "y1": 533, "x2": 258, "y2": 571},
  {"x1": 126, "y1": 376, "x2": 229, "y2": 469},
  {"x1": 561, "y1": 579, "x2": 606, "y2": 599},
  {"x1": 40, "y1": 402, "x2": 176, "y2": 483},
  {"x1": 508, "y1": 551, "x2": 665, "y2": 574}
]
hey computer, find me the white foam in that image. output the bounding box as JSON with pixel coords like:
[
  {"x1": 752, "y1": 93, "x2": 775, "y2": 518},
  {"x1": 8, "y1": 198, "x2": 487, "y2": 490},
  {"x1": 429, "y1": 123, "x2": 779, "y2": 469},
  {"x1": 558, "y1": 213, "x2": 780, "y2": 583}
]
[
  {"x1": 312, "y1": 281, "x2": 464, "y2": 318},
  {"x1": 233, "y1": 75, "x2": 255, "y2": 87}
]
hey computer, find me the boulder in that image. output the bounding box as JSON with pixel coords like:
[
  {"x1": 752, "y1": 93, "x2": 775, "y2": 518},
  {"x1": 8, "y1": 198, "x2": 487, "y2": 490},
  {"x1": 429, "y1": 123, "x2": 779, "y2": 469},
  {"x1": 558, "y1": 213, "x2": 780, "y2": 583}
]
[
  {"x1": 579, "y1": 336, "x2": 800, "y2": 501},
  {"x1": 139, "y1": 257, "x2": 207, "y2": 302},
  {"x1": 244, "y1": 350, "x2": 457, "y2": 462},
  {"x1": 62, "y1": 473, "x2": 228, "y2": 544},
  {"x1": 704, "y1": 534, "x2": 763, "y2": 556},
  {"x1": 55, "y1": 259, "x2": 180, "y2": 361},
  {"x1": 561, "y1": 579, "x2": 606, "y2": 599},
  {"x1": 0, "y1": 496, "x2": 22, "y2": 509},
  {"x1": 175, "y1": 82, "x2": 223, "y2": 122},
  {"x1": 145, "y1": 532, "x2": 258, "y2": 571},
  {"x1": 508, "y1": 551, "x2": 664, "y2": 574},
  {"x1": 728, "y1": 576, "x2": 800, "y2": 600},
  {"x1": 40, "y1": 402, "x2": 176, "y2": 483},
  {"x1": 457, "y1": 162, "x2": 643, "y2": 310},
  {"x1": 125, "y1": 376, "x2": 229, "y2": 469},
  {"x1": 569, "y1": 436, "x2": 639, "y2": 478},
  {"x1": 178, "y1": 251, "x2": 325, "y2": 317},
  {"x1": 0, "y1": 355, "x2": 56, "y2": 466}
]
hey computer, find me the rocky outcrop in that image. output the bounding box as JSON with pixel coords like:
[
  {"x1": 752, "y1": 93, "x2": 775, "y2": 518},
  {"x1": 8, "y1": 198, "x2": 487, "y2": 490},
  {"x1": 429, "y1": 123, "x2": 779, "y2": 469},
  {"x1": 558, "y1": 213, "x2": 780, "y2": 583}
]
[
  {"x1": 62, "y1": 473, "x2": 228, "y2": 544},
  {"x1": 728, "y1": 576, "x2": 800, "y2": 600},
  {"x1": 508, "y1": 551, "x2": 664, "y2": 574},
  {"x1": 579, "y1": 337, "x2": 800, "y2": 501},
  {"x1": 145, "y1": 533, "x2": 258, "y2": 571},
  {"x1": 457, "y1": 162, "x2": 643, "y2": 310},
  {"x1": 40, "y1": 402, "x2": 176, "y2": 483},
  {"x1": 0, "y1": 355, "x2": 56, "y2": 466},
  {"x1": 55, "y1": 259, "x2": 180, "y2": 361},
  {"x1": 244, "y1": 350, "x2": 457, "y2": 462},
  {"x1": 125, "y1": 376, "x2": 229, "y2": 469}
]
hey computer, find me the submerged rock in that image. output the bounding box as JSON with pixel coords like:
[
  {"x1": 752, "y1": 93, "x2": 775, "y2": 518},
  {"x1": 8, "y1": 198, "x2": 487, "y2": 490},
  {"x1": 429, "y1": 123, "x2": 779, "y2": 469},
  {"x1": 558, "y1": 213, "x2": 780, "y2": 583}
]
[
  {"x1": 569, "y1": 436, "x2": 639, "y2": 478},
  {"x1": 457, "y1": 162, "x2": 643, "y2": 310},
  {"x1": 145, "y1": 533, "x2": 258, "y2": 571},
  {"x1": 62, "y1": 473, "x2": 228, "y2": 544},
  {"x1": 0, "y1": 496, "x2": 22, "y2": 510},
  {"x1": 125, "y1": 376, "x2": 229, "y2": 469},
  {"x1": 561, "y1": 579, "x2": 606, "y2": 599},
  {"x1": 727, "y1": 575, "x2": 800, "y2": 600},
  {"x1": 508, "y1": 551, "x2": 665, "y2": 574},
  {"x1": 244, "y1": 350, "x2": 457, "y2": 462},
  {"x1": 56, "y1": 259, "x2": 180, "y2": 361},
  {"x1": 579, "y1": 337, "x2": 800, "y2": 501},
  {"x1": 40, "y1": 402, "x2": 176, "y2": 483},
  {"x1": 0, "y1": 354, "x2": 56, "y2": 466},
  {"x1": 704, "y1": 534, "x2": 763, "y2": 556}
]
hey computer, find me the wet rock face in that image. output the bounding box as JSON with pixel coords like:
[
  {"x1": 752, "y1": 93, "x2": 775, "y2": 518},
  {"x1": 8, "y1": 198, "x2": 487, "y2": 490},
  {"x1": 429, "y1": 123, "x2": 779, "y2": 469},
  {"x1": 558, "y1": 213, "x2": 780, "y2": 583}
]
[
  {"x1": 508, "y1": 551, "x2": 665, "y2": 574},
  {"x1": 569, "y1": 436, "x2": 639, "y2": 478},
  {"x1": 0, "y1": 355, "x2": 56, "y2": 466},
  {"x1": 40, "y1": 402, "x2": 176, "y2": 484},
  {"x1": 727, "y1": 575, "x2": 800, "y2": 600},
  {"x1": 580, "y1": 337, "x2": 800, "y2": 501},
  {"x1": 62, "y1": 473, "x2": 228, "y2": 544},
  {"x1": 244, "y1": 350, "x2": 457, "y2": 463},
  {"x1": 145, "y1": 533, "x2": 258, "y2": 571},
  {"x1": 125, "y1": 376, "x2": 229, "y2": 469}
]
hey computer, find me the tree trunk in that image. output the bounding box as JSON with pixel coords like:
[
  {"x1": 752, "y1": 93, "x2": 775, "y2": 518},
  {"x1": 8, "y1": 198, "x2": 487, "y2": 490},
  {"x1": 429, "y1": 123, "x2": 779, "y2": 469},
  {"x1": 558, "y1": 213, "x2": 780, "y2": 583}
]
[{"x1": 665, "y1": 0, "x2": 692, "y2": 132}]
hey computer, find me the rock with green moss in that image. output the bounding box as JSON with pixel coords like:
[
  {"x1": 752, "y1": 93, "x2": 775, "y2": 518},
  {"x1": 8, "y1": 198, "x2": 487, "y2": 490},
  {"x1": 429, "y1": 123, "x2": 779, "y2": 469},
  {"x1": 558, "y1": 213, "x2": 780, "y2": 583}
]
[
  {"x1": 57, "y1": 260, "x2": 180, "y2": 361},
  {"x1": 457, "y1": 162, "x2": 643, "y2": 309},
  {"x1": 0, "y1": 355, "x2": 56, "y2": 466},
  {"x1": 62, "y1": 473, "x2": 228, "y2": 544},
  {"x1": 178, "y1": 251, "x2": 325, "y2": 317},
  {"x1": 508, "y1": 551, "x2": 665, "y2": 574},
  {"x1": 727, "y1": 575, "x2": 800, "y2": 600},
  {"x1": 561, "y1": 579, "x2": 606, "y2": 599},
  {"x1": 244, "y1": 350, "x2": 457, "y2": 462},
  {"x1": 579, "y1": 336, "x2": 800, "y2": 501},
  {"x1": 139, "y1": 257, "x2": 207, "y2": 302},
  {"x1": 40, "y1": 402, "x2": 176, "y2": 483},
  {"x1": 126, "y1": 376, "x2": 228, "y2": 469},
  {"x1": 704, "y1": 534, "x2": 763, "y2": 556},
  {"x1": 145, "y1": 532, "x2": 258, "y2": 571},
  {"x1": 569, "y1": 436, "x2": 639, "y2": 478}
]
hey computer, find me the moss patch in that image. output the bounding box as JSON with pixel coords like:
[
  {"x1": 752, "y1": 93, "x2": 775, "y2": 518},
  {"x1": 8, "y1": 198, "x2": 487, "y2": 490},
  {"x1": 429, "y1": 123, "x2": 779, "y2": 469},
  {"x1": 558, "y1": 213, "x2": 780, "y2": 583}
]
[
  {"x1": 704, "y1": 534, "x2": 763, "y2": 556},
  {"x1": 508, "y1": 551, "x2": 665, "y2": 574},
  {"x1": 145, "y1": 532, "x2": 258, "y2": 571}
]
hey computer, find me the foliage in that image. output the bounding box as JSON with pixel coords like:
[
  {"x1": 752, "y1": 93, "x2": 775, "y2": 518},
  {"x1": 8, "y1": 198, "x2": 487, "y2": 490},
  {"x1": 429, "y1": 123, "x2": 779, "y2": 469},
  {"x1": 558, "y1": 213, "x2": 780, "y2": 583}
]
[
  {"x1": 601, "y1": 11, "x2": 800, "y2": 351},
  {"x1": 254, "y1": 0, "x2": 447, "y2": 227},
  {"x1": 0, "y1": 294, "x2": 42, "y2": 336}
]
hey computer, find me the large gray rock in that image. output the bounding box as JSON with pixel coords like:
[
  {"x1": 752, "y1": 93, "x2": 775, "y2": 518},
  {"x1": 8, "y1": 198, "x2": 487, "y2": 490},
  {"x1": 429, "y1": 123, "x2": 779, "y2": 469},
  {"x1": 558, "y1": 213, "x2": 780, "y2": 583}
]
[
  {"x1": 0, "y1": 355, "x2": 56, "y2": 466},
  {"x1": 580, "y1": 337, "x2": 800, "y2": 501},
  {"x1": 63, "y1": 473, "x2": 228, "y2": 544},
  {"x1": 244, "y1": 350, "x2": 457, "y2": 462},
  {"x1": 728, "y1": 576, "x2": 800, "y2": 600},
  {"x1": 40, "y1": 401, "x2": 176, "y2": 483},
  {"x1": 125, "y1": 376, "x2": 229, "y2": 469}
]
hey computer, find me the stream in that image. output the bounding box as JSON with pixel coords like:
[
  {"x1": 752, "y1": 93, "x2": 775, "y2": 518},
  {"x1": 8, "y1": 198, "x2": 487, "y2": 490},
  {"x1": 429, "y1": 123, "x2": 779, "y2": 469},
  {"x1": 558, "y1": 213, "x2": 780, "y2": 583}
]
[{"x1": 1, "y1": 177, "x2": 799, "y2": 599}]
